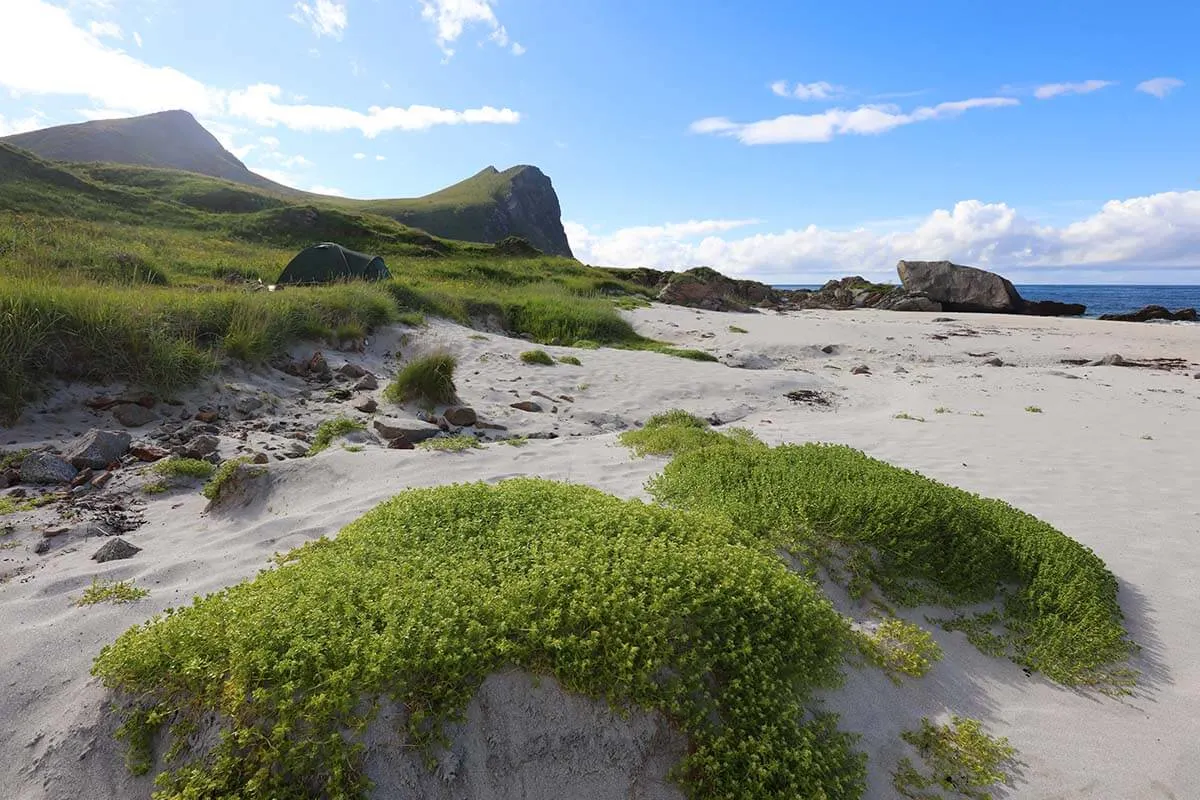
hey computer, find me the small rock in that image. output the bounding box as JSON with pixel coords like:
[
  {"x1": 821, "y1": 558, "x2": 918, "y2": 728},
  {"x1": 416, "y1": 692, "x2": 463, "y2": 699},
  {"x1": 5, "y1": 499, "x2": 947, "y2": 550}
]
[
  {"x1": 20, "y1": 452, "x2": 78, "y2": 485},
  {"x1": 91, "y1": 471, "x2": 113, "y2": 489},
  {"x1": 92, "y1": 537, "x2": 141, "y2": 562},
  {"x1": 181, "y1": 435, "x2": 220, "y2": 459},
  {"x1": 352, "y1": 397, "x2": 378, "y2": 413},
  {"x1": 70, "y1": 468, "x2": 95, "y2": 488},
  {"x1": 130, "y1": 444, "x2": 170, "y2": 462},
  {"x1": 373, "y1": 418, "x2": 441, "y2": 443},
  {"x1": 510, "y1": 401, "x2": 544, "y2": 413},
  {"x1": 820, "y1": 344, "x2": 837, "y2": 354},
  {"x1": 558, "y1": 395, "x2": 575, "y2": 403},
  {"x1": 118, "y1": 391, "x2": 156, "y2": 408},
  {"x1": 526, "y1": 431, "x2": 559, "y2": 440},
  {"x1": 250, "y1": 452, "x2": 270, "y2": 465},
  {"x1": 284, "y1": 441, "x2": 309, "y2": 459},
  {"x1": 475, "y1": 421, "x2": 508, "y2": 431},
  {"x1": 985, "y1": 357, "x2": 1005, "y2": 367},
  {"x1": 387, "y1": 437, "x2": 415, "y2": 450},
  {"x1": 443, "y1": 406, "x2": 478, "y2": 427},
  {"x1": 195, "y1": 410, "x2": 220, "y2": 423},
  {"x1": 850, "y1": 365, "x2": 871, "y2": 375},
  {"x1": 234, "y1": 396, "x2": 264, "y2": 416},
  {"x1": 338, "y1": 363, "x2": 368, "y2": 379},
  {"x1": 1194, "y1": 372, "x2": 1200, "y2": 379},
  {"x1": 41, "y1": 527, "x2": 69, "y2": 538},
  {"x1": 112, "y1": 403, "x2": 158, "y2": 428},
  {"x1": 63, "y1": 429, "x2": 132, "y2": 470},
  {"x1": 353, "y1": 374, "x2": 379, "y2": 391},
  {"x1": 1088, "y1": 354, "x2": 1126, "y2": 366},
  {"x1": 893, "y1": 366, "x2": 909, "y2": 374},
  {"x1": 34, "y1": 539, "x2": 51, "y2": 555}
]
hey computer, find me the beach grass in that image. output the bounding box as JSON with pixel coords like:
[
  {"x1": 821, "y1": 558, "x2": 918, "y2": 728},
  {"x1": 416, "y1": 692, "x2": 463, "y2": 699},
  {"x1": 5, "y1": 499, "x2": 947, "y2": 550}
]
[{"x1": 384, "y1": 353, "x2": 459, "y2": 406}]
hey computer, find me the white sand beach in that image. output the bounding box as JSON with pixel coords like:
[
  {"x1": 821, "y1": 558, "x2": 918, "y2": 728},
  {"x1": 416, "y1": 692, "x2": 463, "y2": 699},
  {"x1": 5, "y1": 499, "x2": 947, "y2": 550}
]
[{"x1": 1, "y1": 304, "x2": 1198, "y2": 799}]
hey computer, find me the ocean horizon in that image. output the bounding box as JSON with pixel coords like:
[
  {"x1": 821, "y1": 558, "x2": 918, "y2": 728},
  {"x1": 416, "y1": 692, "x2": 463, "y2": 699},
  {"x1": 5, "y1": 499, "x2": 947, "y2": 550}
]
[{"x1": 771, "y1": 283, "x2": 1200, "y2": 318}]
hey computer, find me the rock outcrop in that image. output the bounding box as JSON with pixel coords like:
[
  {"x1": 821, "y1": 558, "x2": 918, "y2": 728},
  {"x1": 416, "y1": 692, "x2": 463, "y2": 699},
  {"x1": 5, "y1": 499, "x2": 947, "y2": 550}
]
[
  {"x1": 1099, "y1": 305, "x2": 1198, "y2": 322},
  {"x1": 488, "y1": 167, "x2": 573, "y2": 257},
  {"x1": 897, "y1": 260, "x2": 1023, "y2": 312},
  {"x1": 607, "y1": 267, "x2": 780, "y2": 312}
]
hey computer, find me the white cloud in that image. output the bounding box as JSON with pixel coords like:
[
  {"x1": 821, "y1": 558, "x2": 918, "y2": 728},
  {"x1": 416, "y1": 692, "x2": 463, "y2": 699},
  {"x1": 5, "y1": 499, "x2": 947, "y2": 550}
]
[
  {"x1": 132, "y1": 31, "x2": 142, "y2": 47},
  {"x1": 290, "y1": 0, "x2": 347, "y2": 39},
  {"x1": 1136, "y1": 77, "x2": 1184, "y2": 98},
  {"x1": 0, "y1": 1, "x2": 521, "y2": 138},
  {"x1": 259, "y1": 135, "x2": 280, "y2": 147},
  {"x1": 227, "y1": 83, "x2": 519, "y2": 137},
  {"x1": 420, "y1": 0, "x2": 521, "y2": 57},
  {"x1": 375, "y1": 154, "x2": 386, "y2": 161},
  {"x1": 566, "y1": 191, "x2": 1200, "y2": 281},
  {"x1": 691, "y1": 96, "x2": 1017, "y2": 145},
  {"x1": 1033, "y1": 80, "x2": 1114, "y2": 99},
  {"x1": 88, "y1": 20, "x2": 122, "y2": 39},
  {"x1": 308, "y1": 184, "x2": 347, "y2": 196},
  {"x1": 353, "y1": 152, "x2": 366, "y2": 159},
  {"x1": 770, "y1": 80, "x2": 844, "y2": 100},
  {"x1": 0, "y1": 111, "x2": 46, "y2": 135}
]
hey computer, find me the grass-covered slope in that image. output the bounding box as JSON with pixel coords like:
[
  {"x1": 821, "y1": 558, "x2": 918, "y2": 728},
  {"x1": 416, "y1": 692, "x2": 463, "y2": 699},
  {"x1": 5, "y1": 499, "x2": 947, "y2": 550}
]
[
  {"x1": 623, "y1": 413, "x2": 1137, "y2": 690},
  {"x1": 92, "y1": 480, "x2": 865, "y2": 799}
]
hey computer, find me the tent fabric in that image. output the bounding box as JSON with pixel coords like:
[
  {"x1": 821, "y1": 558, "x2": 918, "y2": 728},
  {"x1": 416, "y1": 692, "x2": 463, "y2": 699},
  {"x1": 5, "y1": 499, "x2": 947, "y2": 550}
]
[{"x1": 276, "y1": 242, "x2": 391, "y2": 285}]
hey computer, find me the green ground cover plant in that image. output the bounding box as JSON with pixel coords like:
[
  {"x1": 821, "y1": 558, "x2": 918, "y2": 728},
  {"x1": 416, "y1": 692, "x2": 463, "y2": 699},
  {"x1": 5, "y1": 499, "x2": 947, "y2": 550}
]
[
  {"x1": 556, "y1": 355, "x2": 582, "y2": 366},
  {"x1": 307, "y1": 417, "x2": 366, "y2": 455},
  {"x1": 893, "y1": 716, "x2": 1016, "y2": 799},
  {"x1": 152, "y1": 458, "x2": 216, "y2": 480},
  {"x1": 850, "y1": 617, "x2": 943, "y2": 682},
  {"x1": 519, "y1": 349, "x2": 555, "y2": 365},
  {"x1": 417, "y1": 434, "x2": 481, "y2": 452},
  {"x1": 200, "y1": 457, "x2": 255, "y2": 502},
  {"x1": 384, "y1": 353, "x2": 459, "y2": 406},
  {"x1": 76, "y1": 578, "x2": 149, "y2": 606},
  {"x1": 629, "y1": 412, "x2": 1136, "y2": 689},
  {"x1": 92, "y1": 480, "x2": 865, "y2": 799},
  {"x1": 728, "y1": 325, "x2": 748, "y2": 334},
  {"x1": 619, "y1": 410, "x2": 762, "y2": 458}
]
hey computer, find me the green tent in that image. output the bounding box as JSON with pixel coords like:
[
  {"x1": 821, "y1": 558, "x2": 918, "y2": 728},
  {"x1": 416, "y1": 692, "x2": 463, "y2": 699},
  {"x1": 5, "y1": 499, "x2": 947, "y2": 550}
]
[{"x1": 276, "y1": 242, "x2": 391, "y2": 285}]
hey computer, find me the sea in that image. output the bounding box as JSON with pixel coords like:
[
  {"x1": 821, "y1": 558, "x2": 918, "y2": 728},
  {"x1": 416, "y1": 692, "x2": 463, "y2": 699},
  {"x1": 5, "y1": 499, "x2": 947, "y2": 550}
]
[{"x1": 773, "y1": 284, "x2": 1200, "y2": 319}]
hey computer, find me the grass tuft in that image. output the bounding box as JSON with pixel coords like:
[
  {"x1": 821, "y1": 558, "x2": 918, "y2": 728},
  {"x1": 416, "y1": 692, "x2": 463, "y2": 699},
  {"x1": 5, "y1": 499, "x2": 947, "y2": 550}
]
[
  {"x1": 728, "y1": 325, "x2": 748, "y2": 334},
  {"x1": 1025, "y1": 406, "x2": 1043, "y2": 413},
  {"x1": 384, "y1": 353, "x2": 458, "y2": 406},
  {"x1": 418, "y1": 434, "x2": 482, "y2": 452},
  {"x1": 152, "y1": 458, "x2": 215, "y2": 480},
  {"x1": 201, "y1": 457, "x2": 253, "y2": 501},
  {"x1": 519, "y1": 349, "x2": 555, "y2": 366},
  {"x1": 556, "y1": 355, "x2": 582, "y2": 366}
]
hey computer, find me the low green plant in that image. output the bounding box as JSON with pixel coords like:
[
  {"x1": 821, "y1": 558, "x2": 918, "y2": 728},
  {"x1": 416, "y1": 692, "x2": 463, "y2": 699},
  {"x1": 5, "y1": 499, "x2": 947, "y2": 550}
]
[
  {"x1": 342, "y1": 444, "x2": 365, "y2": 453},
  {"x1": 0, "y1": 448, "x2": 31, "y2": 471},
  {"x1": 934, "y1": 407, "x2": 951, "y2": 414},
  {"x1": 384, "y1": 353, "x2": 458, "y2": 406},
  {"x1": 397, "y1": 311, "x2": 426, "y2": 327},
  {"x1": 91, "y1": 480, "x2": 865, "y2": 798},
  {"x1": 520, "y1": 349, "x2": 555, "y2": 366},
  {"x1": 1025, "y1": 406, "x2": 1043, "y2": 413},
  {"x1": 418, "y1": 434, "x2": 481, "y2": 452},
  {"x1": 141, "y1": 480, "x2": 169, "y2": 496},
  {"x1": 893, "y1": 716, "x2": 1016, "y2": 799},
  {"x1": 0, "y1": 497, "x2": 17, "y2": 516},
  {"x1": 501, "y1": 436, "x2": 529, "y2": 447},
  {"x1": 620, "y1": 410, "x2": 763, "y2": 458},
  {"x1": 557, "y1": 355, "x2": 582, "y2": 366},
  {"x1": 572, "y1": 339, "x2": 600, "y2": 350},
  {"x1": 201, "y1": 457, "x2": 254, "y2": 501},
  {"x1": 307, "y1": 417, "x2": 366, "y2": 455},
  {"x1": 653, "y1": 346, "x2": 718, "y2": 362},
  {"x1": 894, "y1": 412, "x2": 926, "y2": 422},
  {"x1": 630, "y1": 415, "x2": 1136, "y2": 689},
  {"x1": 728, "y1": 325, "x2": 748, "y2": 334},
  {"x1": 76, "y1": 578, "x2": 149, "y2": 606},
  {"x1": 851, "y1": 617, "x2": 943, "y2": 682},
  {"x1": 152, "y1": 458, "x2": 216, "y2": 480}
]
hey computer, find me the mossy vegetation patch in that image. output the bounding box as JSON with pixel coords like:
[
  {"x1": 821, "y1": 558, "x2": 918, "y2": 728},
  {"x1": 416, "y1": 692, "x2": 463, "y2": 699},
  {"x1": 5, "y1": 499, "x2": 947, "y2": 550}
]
[
  {"x1": 307, "y1": 417, "x2": 366, "y2": 455},
  {"x1": 632, "y1": 412, "x2": 1136, "y2": 689},
  {"x1": 384, "y1": 353, "x2": 458, "y2": 406},
  {"x1": 92, "y1": 479, "x2": 865, "y2": 799}
]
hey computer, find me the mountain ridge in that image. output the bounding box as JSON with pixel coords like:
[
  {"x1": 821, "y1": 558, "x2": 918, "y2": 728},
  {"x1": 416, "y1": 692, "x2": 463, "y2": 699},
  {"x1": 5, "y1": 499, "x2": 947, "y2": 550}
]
[{"x1": 1, "y1": 110, "x2": 573, "y2": 257}]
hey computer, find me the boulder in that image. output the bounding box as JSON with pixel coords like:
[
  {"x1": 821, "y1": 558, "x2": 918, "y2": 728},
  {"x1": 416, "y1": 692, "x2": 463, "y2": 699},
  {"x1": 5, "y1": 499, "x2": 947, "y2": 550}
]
[
  {"x1": 20, "y1": 452, "x2": 78, "y2": 485},
  {"x1": 896, "y1": 260, "x2": 1022, "y2": 313},
  {"x1": 234, "y1": 395, "x2": 264, "y2": 416},
  {"x1": 353, "y1": 397, "x2": 378, "y2": 414},
  {"x1": 63, "y1": 429, "x2": 131, "y2": 470},
  {"x1": 337, "y1": 363, "x2": 368, "y2": 379},
  {"x1": 879, "y1": 294, "x2": 943, "y2": 312},
  {"x1": 1099, "y1": 305, "x2": 1198, "y2": 322},
  {"x1": 373, "y1": 418, "x2": 442, "y2": 443},
  {"x1": 443, "y1": 406, "x2": 478, "y2": 427},
  {"x1": 354, "y1": 374, "x2": 379, "y2": 391},
  {"x1": 92, "y1": 537, "x2": 141, "y2": 562},
  {"x1": 180, "y1": 434, "x2": 220, "y2": 459},
  {"x1": 130, "y1": 444, "x2": 170, "y2": 462},
  {"x1": 656, "y1": 267, "x2": 778, "y2": 312},
  {"x1": 1022, "y1": 300, "x2": 1087, "y2": 317},
  {"x1": 112, "y1": 403, "x2": 158, "y2": 428}
]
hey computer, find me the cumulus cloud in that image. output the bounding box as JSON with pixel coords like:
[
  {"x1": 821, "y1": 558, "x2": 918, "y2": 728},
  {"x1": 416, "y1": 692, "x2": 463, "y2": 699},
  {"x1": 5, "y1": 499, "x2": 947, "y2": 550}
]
[
  {"x1": 0, "y1": 111, "x2": 46, "y2": 135},
  {"x1": 290, "y1": 0, "x2": 347, "y2": 39},
  {"x1": 419, "y1": 0, "x2": 522, "y2": 57},
  {"x1": 1033, "y1": 80, "x2": 1114, "y2": 99},
  {"x1": 566, "y1": 191, "x2": 1200, "y2": 281},
  {"x1": 227, "y1": 83, "x2": 518, "y2": 137},
  {"x1": 353, "y1": 152, "x2": 366, "y2": 160},
  {"x1": 770, "y1": 80, "x2": 844, "y2": 100},
  {"x1": 308, "y1": 184, "x2": 347, "y2": 196},
  {"x1": 87, "y1": 20, "x2": 122, "y2": 39},
  {"x1": 0, "y1": 1, "x2": 520, "y2": 137},
  {"x1": 691, "y1": 96, "x2": 1017, "y2": 145},
  {"x1": 1136, "y1": 77, "x2": 1184, "y2": 98}
]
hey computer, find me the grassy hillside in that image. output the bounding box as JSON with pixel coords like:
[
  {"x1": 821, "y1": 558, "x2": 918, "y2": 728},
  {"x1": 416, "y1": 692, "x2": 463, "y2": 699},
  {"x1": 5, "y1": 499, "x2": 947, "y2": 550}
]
[
  {"x1": 3, "y1": 112, "x2": 572, "y2": 254},
  {"x1": 0, "y1": 144, "x2": 661, "y2": 422}
]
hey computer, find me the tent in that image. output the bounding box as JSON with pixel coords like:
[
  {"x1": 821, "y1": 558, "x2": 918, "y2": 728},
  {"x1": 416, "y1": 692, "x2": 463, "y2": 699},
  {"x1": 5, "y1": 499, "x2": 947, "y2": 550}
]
[{"x1": 276, "y1": 243, "x2": 391, "y2": 285}]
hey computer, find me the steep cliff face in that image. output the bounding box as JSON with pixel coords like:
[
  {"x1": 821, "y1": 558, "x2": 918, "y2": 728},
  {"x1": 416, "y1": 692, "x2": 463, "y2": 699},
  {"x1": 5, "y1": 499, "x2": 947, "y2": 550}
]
[{"x1": 489, "y1": 166, "x2": 573, "y2": 257}]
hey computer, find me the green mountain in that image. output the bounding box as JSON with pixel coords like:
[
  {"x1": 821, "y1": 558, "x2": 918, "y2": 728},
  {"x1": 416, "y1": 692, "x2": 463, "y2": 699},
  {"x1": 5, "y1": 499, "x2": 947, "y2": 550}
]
[{"x1": 1, "y1": 111, "x2": 574, "y2": 257}]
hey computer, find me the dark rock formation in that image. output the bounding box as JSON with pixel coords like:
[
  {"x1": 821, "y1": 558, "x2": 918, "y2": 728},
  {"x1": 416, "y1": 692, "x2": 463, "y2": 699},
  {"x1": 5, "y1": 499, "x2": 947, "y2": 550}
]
[
  {"x1": 1099, "y1": 305, "x2": 1198, "y2": 322},
  {"x1": 1022, "y1": 300, "x2": 1088, "y2": 317},
  {"x1": 897, "y1": 260, "x2": 1023, "y2": 312},
  {"x1": 20, "y1": 452, "x2": 78, "y2": 485},
  {"x1": 92, "y1": 538, "x2": 141, "y2": 563},
  {"x1": 607, "y1": 267, "x2": 780, "y2": 312},
  {"x1": 781, "y1": 276, "x2": 943, "y2": 313}
]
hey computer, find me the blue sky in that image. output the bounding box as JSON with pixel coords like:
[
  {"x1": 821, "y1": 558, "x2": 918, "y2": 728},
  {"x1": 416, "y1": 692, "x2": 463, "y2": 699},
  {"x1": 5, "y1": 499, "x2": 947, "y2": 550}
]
[{"x1": 2, "y1": 0, "x2": 1199, "y2": 282}]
